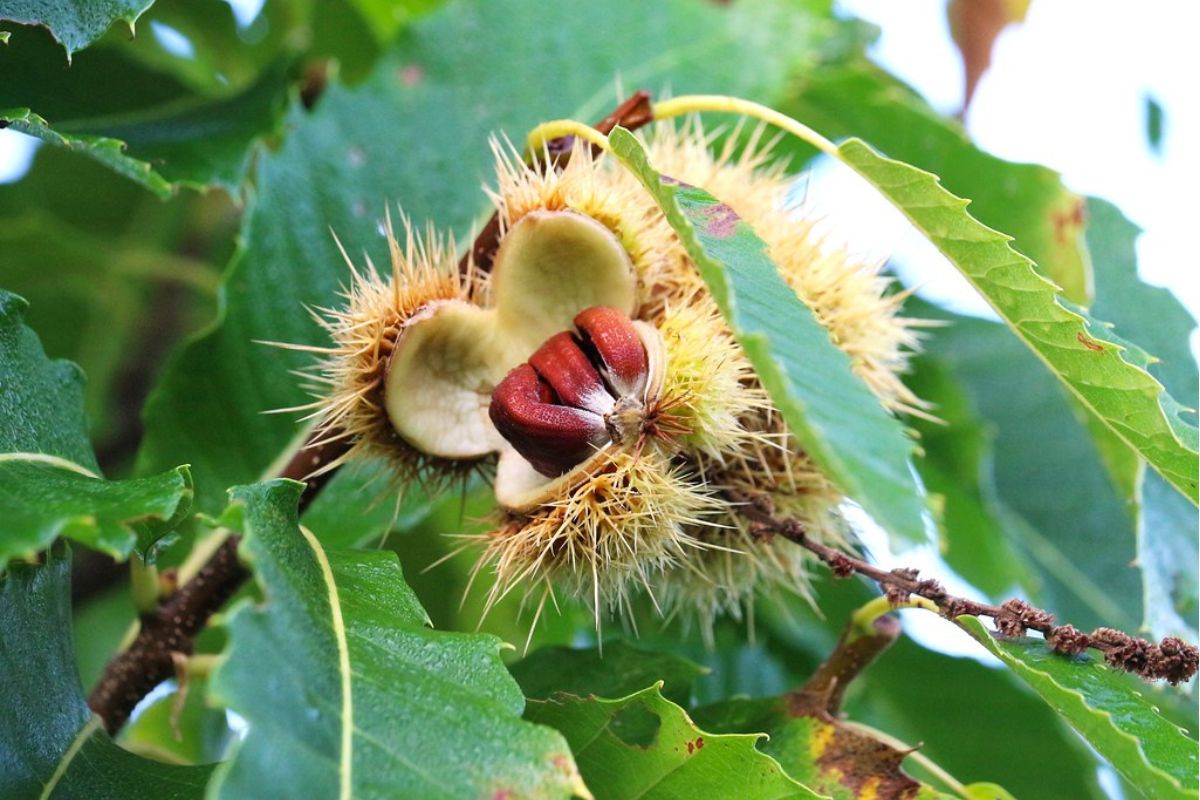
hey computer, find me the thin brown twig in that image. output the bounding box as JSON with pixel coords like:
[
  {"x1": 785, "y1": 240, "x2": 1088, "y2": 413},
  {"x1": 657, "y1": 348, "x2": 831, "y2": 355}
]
[
  {"x1": 728, "y1": 489, "x2": 1199, "y2": 686},
  {"x1": 87, "y1": 437, "x2": 349, "y2": 733},
  {"x1": 793, "y1": 613, "x2": 901, "y2": 715}
]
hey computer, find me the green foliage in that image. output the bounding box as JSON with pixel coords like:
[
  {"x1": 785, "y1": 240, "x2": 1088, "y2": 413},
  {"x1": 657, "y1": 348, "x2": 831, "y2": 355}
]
[
  {"x1": 694, "y1": 697, "x2": 948, "y2": 800},
  {"x1": 0, "y1": 1, "x2": 1196, "y2": 798},
  {"x1": 0, "y1": 290, "x2": 193, "y2": 563},
  {"x1": 526, "y1": 685, "x2": 818, "y2": 799},
  {"x1": 134, "y1": 0, "x2": 848, "y2": 515},
  {"x1": 209, "y1": 480, "x2": 583, "y2": 799},
  {"x1": 959, "y1": 617, "x2": 1199, "y2": 799},
  {"x1": 0, "y1": 547, "x2": 212, "y2": 799},
  {"x1": 0, "y1": 0, "x2": 153, "y2": 57},
  {"x1": 610, "y1": 128, "x2": 928, "y2": 546},
  {"x1": 0, "y1": 459, "x2": 191, "y2": 564},
  {"x1": 908, "y1": 306, "x2": 1144, "y2": 633},
  {"x1": 0, "y1": 107, "x2": 175, "y2": 197},
  {"x1": 0, "y1": 291, "x2": 98, "y2": 467},
  {"x1": 837, "y1": 138, "x2": 1199, "y2": 503},
  {"x1": 511, "y1": 641, "x2": 707, "y2": 707}
]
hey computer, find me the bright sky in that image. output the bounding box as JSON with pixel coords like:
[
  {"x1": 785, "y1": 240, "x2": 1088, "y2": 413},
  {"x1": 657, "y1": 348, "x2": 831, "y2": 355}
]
[{"x1": 833, "y1": 0, "x2": 1200, "y2": 324}]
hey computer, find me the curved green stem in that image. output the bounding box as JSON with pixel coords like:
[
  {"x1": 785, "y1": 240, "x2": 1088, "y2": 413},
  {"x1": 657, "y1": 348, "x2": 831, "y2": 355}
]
[
  {"x1": 651, "y1": 94, "x2": 838, "y2": 156},
  {"x1": 849, "y1": 595, "x2": 939, "y2": 641},
  {"x1": 525, "y1": 119, "x2": 611, "y2": 155},
  {"x1": 130, "y1": 558, "x2": 160, "y2": 615}
]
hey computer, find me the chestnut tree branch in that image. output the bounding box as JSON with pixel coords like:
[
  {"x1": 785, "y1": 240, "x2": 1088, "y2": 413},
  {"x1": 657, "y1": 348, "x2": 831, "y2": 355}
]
[
  {"x1": 728, "y1": 489, "x2": 1199, "y2": 686},
  {"x1": 791, "y1": 602, "x2": 902, "y2": 716},
  {"x1": 87, "y1": 437, "x2": 349, "y2": 733}
]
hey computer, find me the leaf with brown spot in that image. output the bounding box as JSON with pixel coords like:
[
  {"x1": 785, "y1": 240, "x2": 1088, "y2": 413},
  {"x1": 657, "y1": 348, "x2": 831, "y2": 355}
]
[
  {"x1": 525, "y1": 685, "x2": 820, "y2": 799},
  {"x1": 694, "y1": 694, "x2": 966, "y2": 800}
]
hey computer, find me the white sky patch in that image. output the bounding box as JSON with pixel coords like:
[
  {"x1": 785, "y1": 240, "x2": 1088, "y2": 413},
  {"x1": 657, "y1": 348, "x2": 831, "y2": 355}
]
[
  {"x1": 845, "y1": 503, "x2": 1003, "y2": 666},
  {"x1": 0, "y1": 129, "x2": 39, "y2": 184},
  {"x1": 225, "y1": 0, "x2": 267, "y2": 29},
  {"x1": 149, "y1": 20, "x2": 195, "y2": 59}
]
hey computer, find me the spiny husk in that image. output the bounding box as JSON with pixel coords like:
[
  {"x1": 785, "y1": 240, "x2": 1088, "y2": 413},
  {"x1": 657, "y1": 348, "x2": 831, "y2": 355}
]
[
  {"x1": 469, "y1": 445, "x2": 725, "y2": 630},
  {"x1": 279, "y1": 213, "x2": 479, "y2": 486},
  {"x1": 482, "y1": 122, "x2": 924, "y2": 629}
]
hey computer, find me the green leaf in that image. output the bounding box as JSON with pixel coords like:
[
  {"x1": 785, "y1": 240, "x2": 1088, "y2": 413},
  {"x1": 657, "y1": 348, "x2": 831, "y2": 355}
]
[
  {"x1": 693, "y1": 696, "x2": 950, "y2": 800},
  {"x1": 1084, "y1": 197, "x2": 1199, "y2": 643},
  {"x1": 0, "y1": 26, "x2": 290, "y2": 196},
  {"x1": 778, "y1": 58, "x2": 1090, "y2": 304},
  {"x1": 208, "y1": 480, "x2": 585, "y2": 800},
  {"x1": 300, "y1": 457, "x2": 438, "y2": 549},
  {"x1": 0, "y1": 24, "x2": 189, "y2": 119},
  {"x1": 1, "y1": 106, "x2": 173, "y2": 197},
  {"x1": 62, "y1": 62, "x2": 291, "y2": 194},
  {"x1": 911, "y1": 304, "x2": 1142, "y2": 633},
  {"x1": 135, "y1": 0, "x2": 850, "y2": 514},
  {"x1": 0, "y1": 459, "x2": 192, "y2": 564},
  {"x1": 0, "y1": 66, "x2": 288, "y2": 197},
  {"x1": 0, "y1": 203, "x2": 218, "y2": 442},
  {"x1": 0, "y1": 290, "x2": 193, "y2": 562},
  {"x1": 511, "y1": 641, "x2": 707, "y2": 707},
  {"x1": 0, "y1": 290, "x2": 98, "y2": 469},
  {"x1": 958, "y1": 616, "x2": 1199, "y2": 799},
  {"x1": 0, "y1": 546, "x2": 212, "y2": 799},
  {"x1": 344, "y1": 0, "x2": 441, "y2": 42},
  {"x1": 904, "y1": 356, "x2": 1031, "y2": 597},
  {"x1": 526, "y1": 684, "x2": 818, "y2": 799},
  {"x1": 837, "y1": 138, "x2": 1199, "y2": 503},
  {"x1": 0, "y1": 0, "x2": 153, "y2": 57},
  {"x1": 609, "y1": 127, "x2": 927, "y2": 545},
  {"x1": 105, "y1": 0, "x2": 303, "y2": 94},
  {"x1": 119, "y1": 678, "x2": 235, "y2": 766}
]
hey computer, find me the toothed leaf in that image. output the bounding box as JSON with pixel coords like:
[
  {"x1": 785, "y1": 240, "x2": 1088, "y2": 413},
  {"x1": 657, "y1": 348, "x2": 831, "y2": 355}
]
[
  {"x1": 208, "y1": 480, "x2": 585, "y2": 800},
  {"x1": 525, "y1": 684, "x2": 819, "y2": 799},
  {"x1": 693, "y1": 694, "x2": 956, "y2": 800},
  {"x1": 609, "y1": 127, "x2": 928, "y2": 545},
  {"x1": 958, "y1": 616, "x2": 1199, "y2": 799},
  {"x1": 0, "y1": 0, "x2": 153, "y2": 57},
  {"x1": 837, "y1": 138, "x2": 1199, "y2": 504},
  {"x1": 0, "y1": 460, "x2": 192, "y2": 565},
  {"x1": 0, "y1": 291, "x2": 192, "y2": 563}
]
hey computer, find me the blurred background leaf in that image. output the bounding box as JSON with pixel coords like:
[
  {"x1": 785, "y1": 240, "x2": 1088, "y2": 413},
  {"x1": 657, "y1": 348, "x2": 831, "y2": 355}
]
[
  {"x1": 0, "y1": 547, "x2": 212, "y2": 798},
  {"x1": 0, "y1": 0, "x2": 153, "y2": 57}
]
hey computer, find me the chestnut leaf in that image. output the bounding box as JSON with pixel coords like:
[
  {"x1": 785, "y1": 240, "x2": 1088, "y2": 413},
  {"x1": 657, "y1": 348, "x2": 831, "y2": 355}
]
[
  {"x1": 837, "y1": 138, "x2": 1199, "y2": 505},
  {"x1": 525, "y1": 684, "x2": 820, "y2": 800},
  {"x1": 0, "y1": 546, "x2": 212, "y2": 799},
  {"x1": 609, "y1": 127, "x2": 930, "y2": 546},
  {"x1": 207, "y1": 480, "x2": 585, "y2": 800},
  {"x1": 0, "y1": 291, "x2": 193, "y2": 564},
  {"x1": 957, "y1": 616, "x2": 1199, "y2": 800}
]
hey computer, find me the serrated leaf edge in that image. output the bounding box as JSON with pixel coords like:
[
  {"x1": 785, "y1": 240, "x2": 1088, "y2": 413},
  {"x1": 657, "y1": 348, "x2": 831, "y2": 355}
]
[{"x1": 958, "y1": 616, "x2": 1197, "y2": 799}]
